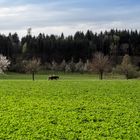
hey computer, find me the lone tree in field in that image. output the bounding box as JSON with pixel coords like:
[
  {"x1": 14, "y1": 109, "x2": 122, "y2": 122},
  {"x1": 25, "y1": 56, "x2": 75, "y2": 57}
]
[
  {"x1": 24, "y1": 58, "x2": 40, "y2": 81},
  {"x1": 0, "y1": 54, "x2": 10, "y2": 73},
  {"x1": 90, "y1": 52, "x2": 110, "y2": 80},
  {"x1": 116, "y1": 54, "x2": 139, "y2": 79}
]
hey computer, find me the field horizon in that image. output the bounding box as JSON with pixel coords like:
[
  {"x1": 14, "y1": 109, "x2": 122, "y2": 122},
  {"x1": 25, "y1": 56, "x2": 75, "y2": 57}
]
[{"x1": 0, "y1": 72, "x2": 129, "y2": 80}]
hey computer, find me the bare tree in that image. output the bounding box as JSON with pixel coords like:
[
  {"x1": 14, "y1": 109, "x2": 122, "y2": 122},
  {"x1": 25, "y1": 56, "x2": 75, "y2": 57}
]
[
  {"x1": 0, "y1": 54, "x2": 10, "y2": 73},
  {"x1": 69, "y1": 58, "x2": 76, "y2": 72},
  {"x1": 51, "y1": 60, "x2": 58, "y2": 72},
  {"x1": 65, "y1": 64, "x2": 71, "y2": 72},
  {"x1": 116, "y1": 54, "x2": 139, "y2": 79},
  {"x1": 90, "y1": 52, "x2": 110, "y2": 80},
  {"x1": 24, "y1": 58, "x2": 40, "y2": 81},
  {"x1": 83, "y1": 60, "x2": 90, "y2": 72},
  {"x1": 75, "y1": 59, "x2": 84, "y2": 73},
  {"x1": 59, "y1": 59, "x2": 66, "y2": 72},
  {"x1": 65, "y1": 58, "x2": 75, "y2": 73}
]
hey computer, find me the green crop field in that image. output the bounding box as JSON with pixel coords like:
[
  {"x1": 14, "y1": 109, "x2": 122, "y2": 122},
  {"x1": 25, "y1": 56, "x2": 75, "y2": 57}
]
[{"x1": 0, "y1": 80, "x2": 140, "y2": 139}]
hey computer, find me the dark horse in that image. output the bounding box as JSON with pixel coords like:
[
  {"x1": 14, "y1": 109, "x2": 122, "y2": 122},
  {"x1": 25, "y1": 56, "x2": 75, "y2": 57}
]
[{"x1": 48, "y1": 75, "x2": 59, "y2": 80}]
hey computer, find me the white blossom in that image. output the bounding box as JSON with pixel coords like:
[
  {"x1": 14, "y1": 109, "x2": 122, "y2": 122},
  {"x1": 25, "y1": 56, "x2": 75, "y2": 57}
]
[{"x1": 0, "y1": 54, "x2": 10, "y2": 73}]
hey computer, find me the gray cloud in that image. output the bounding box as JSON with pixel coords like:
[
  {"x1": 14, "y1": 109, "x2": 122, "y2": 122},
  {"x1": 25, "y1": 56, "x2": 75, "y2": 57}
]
[{"x1": 0, "y1": 1, "x2": 140, "y2": 37}]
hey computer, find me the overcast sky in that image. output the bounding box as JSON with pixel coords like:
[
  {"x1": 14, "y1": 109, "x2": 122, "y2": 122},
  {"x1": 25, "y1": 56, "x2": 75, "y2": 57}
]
[{"x1": 0, "y1": 0, "x2": 140, "y2": 37}]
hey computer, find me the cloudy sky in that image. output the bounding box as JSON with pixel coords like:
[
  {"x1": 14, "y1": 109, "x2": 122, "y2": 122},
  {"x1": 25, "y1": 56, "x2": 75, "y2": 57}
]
[{"x1": 0, "y1": 0, "x2": 140, "y2": 37}]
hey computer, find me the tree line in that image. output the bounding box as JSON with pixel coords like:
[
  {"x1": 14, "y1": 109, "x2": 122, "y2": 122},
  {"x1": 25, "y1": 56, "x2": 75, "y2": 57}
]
[
  {"x1": 0, "y1": 52, "x2": 139, "y2": 80},
  {"x1": 0, "y1": 29, "x2": 140, "y2": 73}
]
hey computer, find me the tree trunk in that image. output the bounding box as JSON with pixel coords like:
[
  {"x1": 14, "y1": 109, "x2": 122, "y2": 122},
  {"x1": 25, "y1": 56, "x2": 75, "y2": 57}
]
[
  {"x1": 32, "y1": 72, "x2": 35, "y2": 81},
  {"x1": 100, "y1": 71, "x2": 103, "y2": 80},
  {"x1": 126, "y1": 71, "x2": 128, "y2": 80}
]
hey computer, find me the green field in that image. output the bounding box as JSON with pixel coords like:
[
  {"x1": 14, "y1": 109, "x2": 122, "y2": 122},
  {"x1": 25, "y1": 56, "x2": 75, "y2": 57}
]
[
  {"x1": 0, "y1": 80, "x2": 140, "y2": 139},
  {"x1": 0, "y1": 72, "x2": 125, "y2": 80}
]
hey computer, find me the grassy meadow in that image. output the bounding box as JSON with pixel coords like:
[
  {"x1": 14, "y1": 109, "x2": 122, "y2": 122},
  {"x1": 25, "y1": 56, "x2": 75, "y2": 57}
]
[
  {"x1": 0, "y1": 76, "x2": 139, "y2": 139},
  {"x1": 0, "y1": 72, "x2": 126, "y2": 80}
]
